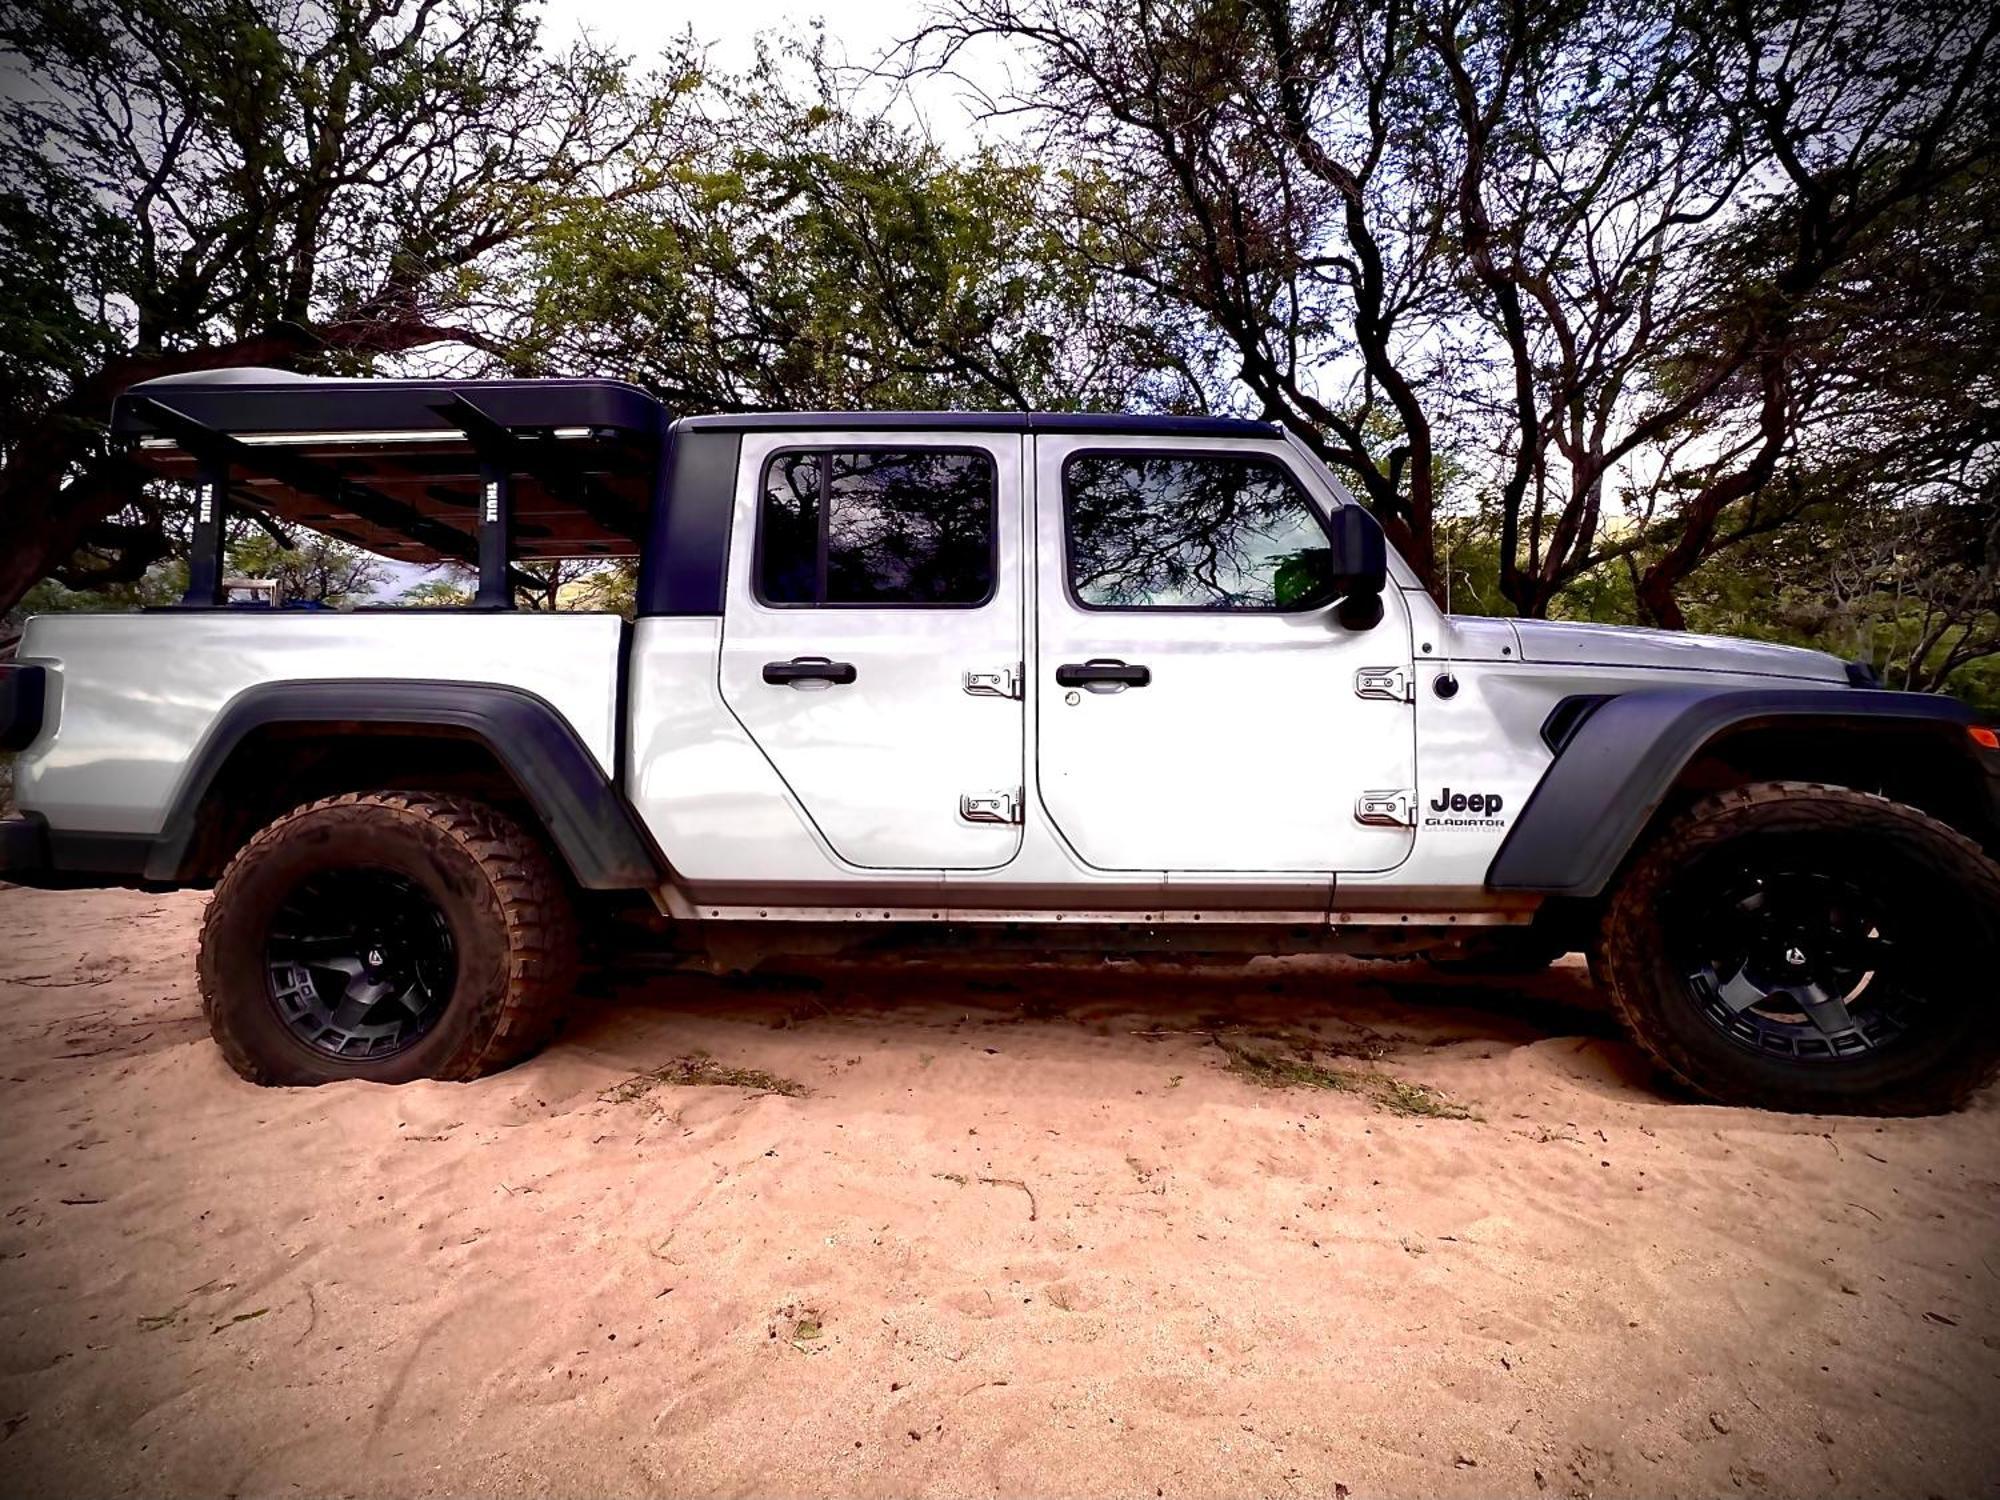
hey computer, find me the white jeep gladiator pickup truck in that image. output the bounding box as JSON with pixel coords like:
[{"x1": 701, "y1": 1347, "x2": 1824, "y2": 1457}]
[{"x1": 4, "y1": 371, "x2": 1997, "y2": 1113}]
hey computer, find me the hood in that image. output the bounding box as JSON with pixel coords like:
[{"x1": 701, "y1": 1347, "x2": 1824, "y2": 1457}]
[{"x1": 1504, "y1": 618, "x2": 1851, "y2": 684}]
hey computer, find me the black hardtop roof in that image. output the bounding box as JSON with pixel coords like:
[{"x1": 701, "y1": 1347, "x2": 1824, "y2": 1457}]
[{"x1": 676, "y1": 410, "x2": 1282, "y2": 439}]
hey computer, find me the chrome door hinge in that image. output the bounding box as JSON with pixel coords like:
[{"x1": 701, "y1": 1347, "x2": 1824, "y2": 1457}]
[
  {"x1": 1354, "y1": 789, "x2": 1417, "y2": 828},
  {"x1": 1354, "y1": 666, "x2": 1414, "y2": 703},
  {"x1": 960, "y1": 789, "x2": 1024, "y2": 825},
  {"x1": 964, "y1": 664, "x2": 1023, "y2": 700}
]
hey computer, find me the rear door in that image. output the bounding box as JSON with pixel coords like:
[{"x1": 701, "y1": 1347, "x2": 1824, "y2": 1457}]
[
  {"x1": 718, "y1": 430, "x2": 1025, "y2": 870},
  {"x1": 1032, "y1": 436, "x2": 1417, "y2": 874}
]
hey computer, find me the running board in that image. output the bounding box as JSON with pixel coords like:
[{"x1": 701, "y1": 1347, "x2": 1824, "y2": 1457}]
[{"x1": 661, "y1": 901, "x2": 1531, "y2": 927}]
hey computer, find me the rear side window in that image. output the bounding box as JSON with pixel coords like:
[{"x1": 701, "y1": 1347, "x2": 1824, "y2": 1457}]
[
  {"x1": 758, "y1": 449, "x2": 996, "y2": 606},
  {"x1": 1064, "y1": 451, "x2": 1335, "y2": 610}
]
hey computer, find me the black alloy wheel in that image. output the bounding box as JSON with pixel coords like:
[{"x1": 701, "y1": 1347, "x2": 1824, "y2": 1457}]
[
  {"x1": 264, "y1": 868, "x2": 457, "y2": 1060},
  {"x1": 1667, "y1": 858, "x2": 1914, "y2": 1061}
]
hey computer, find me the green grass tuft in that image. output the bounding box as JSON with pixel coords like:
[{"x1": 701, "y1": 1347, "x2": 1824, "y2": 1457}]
[
  {"x1": 1214, "y1": 1036, "x2": 1477, "y2": 1119},
  {"x1": 602, "y1": 1051, "x2": 808, "y2": 1104}
]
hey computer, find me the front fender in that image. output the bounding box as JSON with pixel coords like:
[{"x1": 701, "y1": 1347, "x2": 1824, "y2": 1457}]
[{"x1": 1486, "y1": 687, "x2": 1982, "y2": 898}]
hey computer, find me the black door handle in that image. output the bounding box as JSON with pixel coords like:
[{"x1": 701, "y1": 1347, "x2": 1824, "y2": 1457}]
[
  {"x1": 763, "y1": 657, "x2": 857, "y2": 686},
  {"x1": 1055, "y1": 659, "x2": 1151, "y2": 688}
]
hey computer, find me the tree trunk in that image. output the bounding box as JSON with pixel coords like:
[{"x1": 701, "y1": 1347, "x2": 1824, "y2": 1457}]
[
  {"x1": 0, "y1": 378, "x2": 130, "y2": 613},
  {"x1": 1634, "y1": 569, "x2": 1689, "y2": 631}
]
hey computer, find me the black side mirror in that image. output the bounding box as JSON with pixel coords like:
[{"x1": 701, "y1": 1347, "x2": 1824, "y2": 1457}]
[{"x1": 1328, "y1": 504, "x2": 1387, "y2": 630}]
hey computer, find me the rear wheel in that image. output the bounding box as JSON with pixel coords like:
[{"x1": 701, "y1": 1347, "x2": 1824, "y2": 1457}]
[
  {"x1": 1599, "y1": 781, "x2": 2000, "y2": 1114},
  {"x1": 197, "y1": 792, "x2": 577, "y2": 1086}
]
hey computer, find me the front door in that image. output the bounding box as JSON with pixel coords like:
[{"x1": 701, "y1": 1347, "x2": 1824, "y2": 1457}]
[
  {"x1": 1033, "y1": 436, "x2": 1416, "y2": 874},
  {"x1": 719, "y1": 430, "x2": 1025, "y2": 870}
]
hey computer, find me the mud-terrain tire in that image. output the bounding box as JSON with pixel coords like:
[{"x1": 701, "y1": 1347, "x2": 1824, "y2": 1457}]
[
  {"x1": 197, "y1": 792, "x2": 577, "y2": 1086},
  {"x1": 1599, "y1": 781, "x2": 2000, "y2": 1115}
]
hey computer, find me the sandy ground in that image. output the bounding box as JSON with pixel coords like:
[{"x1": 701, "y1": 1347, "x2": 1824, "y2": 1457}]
[{"x1": 1, "y1": 885, "x2": 1997, "y2": 1500}]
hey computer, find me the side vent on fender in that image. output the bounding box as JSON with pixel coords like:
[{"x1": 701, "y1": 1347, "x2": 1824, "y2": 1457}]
[{"x1": 1540, "y1": 694, "x2": 1615, "y2": 755}]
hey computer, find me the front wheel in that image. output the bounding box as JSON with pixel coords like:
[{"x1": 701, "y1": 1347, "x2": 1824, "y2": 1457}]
[
  {"x1": 1599, "y1": 782, "x2": 2000, "y2": 1115},
  {"x1": 197, "y1": 792, "x2": 577, "y2": 1086}
]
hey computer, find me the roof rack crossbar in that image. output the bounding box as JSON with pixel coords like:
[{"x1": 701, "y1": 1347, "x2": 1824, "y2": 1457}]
[{"x1": 431, "y1": 394, "x2": 644, "y2": 546}]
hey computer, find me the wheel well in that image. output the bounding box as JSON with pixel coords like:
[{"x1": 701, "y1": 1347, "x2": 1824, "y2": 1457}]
[
  {"x1": 1660, "y1": 720, "x2": 1995, "y2": 851},
  {"x1": 176, "y1": 725, "x2": 540, "y2": 883},
  {"x1": 1537, "y1": 718, "x2": 1997, "y2": 943}
]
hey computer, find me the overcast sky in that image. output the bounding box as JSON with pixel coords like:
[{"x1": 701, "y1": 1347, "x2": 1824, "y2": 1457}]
[
  {"x1": 546, "y1": 0, "x2": 901, "y2": 65},
  {"x1": 542, "y1": 0, "x2": 1012, "y2": 146}
]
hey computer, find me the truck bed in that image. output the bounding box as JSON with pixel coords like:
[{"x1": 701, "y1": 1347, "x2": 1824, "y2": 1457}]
[{"x1": 11, "y1": 611, "x2": 625, "y2": 836}]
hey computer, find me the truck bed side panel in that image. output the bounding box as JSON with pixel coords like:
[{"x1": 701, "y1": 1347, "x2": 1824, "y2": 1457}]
[{"x1": 12, "y1": 612, "x2": 626, "y2": 836}]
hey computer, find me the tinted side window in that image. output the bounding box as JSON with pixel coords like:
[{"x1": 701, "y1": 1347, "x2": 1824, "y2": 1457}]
[
  {"x1": 1064, "y1": 453, "x2": 1335, "y2": 610},
  {"x1": 760, "y1": 452, "x2": 822, "y2": 604},
  {"x1": 759, "y1": 449, "x2": 995, "y2": 606}
]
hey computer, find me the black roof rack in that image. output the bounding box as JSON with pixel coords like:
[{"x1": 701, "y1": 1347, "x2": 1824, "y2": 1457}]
[{"x1": 114, "y1": 372, "x2": 666, "y2": 563}]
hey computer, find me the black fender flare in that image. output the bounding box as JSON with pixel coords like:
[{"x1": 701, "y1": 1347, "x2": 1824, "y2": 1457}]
[
  {"x1": 1486, "y1": 686, "x2": 1985, "y2": 898},
  {"x1": 149, "y1": 679, "x2": 665, "y2": 889}
]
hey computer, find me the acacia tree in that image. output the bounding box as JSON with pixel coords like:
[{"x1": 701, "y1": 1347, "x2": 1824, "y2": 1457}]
[
  {"x1": 1686, "y1": 154, "x2": 2000, "y2": 690},
  {"x1": 227, "y1": 530, "x2": 388, "y2": 606},
  {"x1": 913, "y1": 0, "x2": 1459, "y2": 587},
  {"x1": 914, "y1": 0, "x2": 1998, "y2": 618},
  {"x1": 1617, "y1": 0, "x2": 1999, "y2": 625},
  {"x1": 517, "y1": 46, "x2": 1200, "y2": 415},
  {"x1": 0, "y1": 0, "x2": 679, "y2": 612}
]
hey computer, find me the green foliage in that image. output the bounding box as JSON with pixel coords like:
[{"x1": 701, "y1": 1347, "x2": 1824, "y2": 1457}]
[
  {"x1": 1945, "y1": 658, "x2": 2000, "y2": 713},
  {"x1": 517, "y1": 44, "x2": 1176, "y2": 414},
  {"x1": 1678, "y1": 499, "x2": 2000, "y2": 707},
  {"x1": 399, "y1": 576, "x2": 474, "y2": 609},
  {"x1": 1432, "y1": 520, "x2": 1508, "y2": 618},
  {"x1": 508, "y1": 557, "x2": 632, "y2": 615},
  {"x1": 226, "y1": 532, "x2": 389, "y2": 607},
  {"x1": 572, "y1": 563, "x2": 637, "y2": 619}
]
